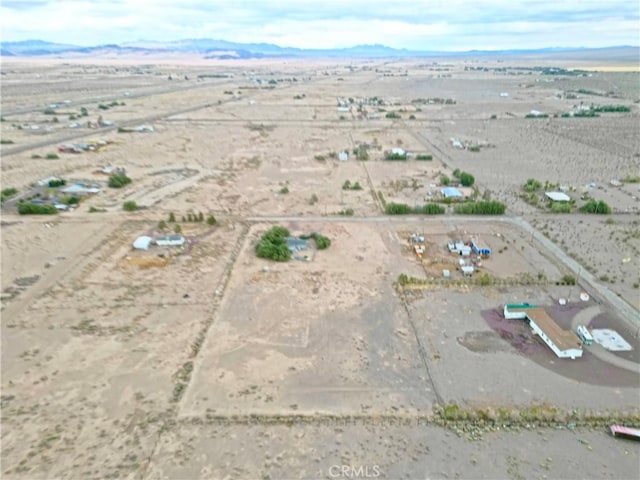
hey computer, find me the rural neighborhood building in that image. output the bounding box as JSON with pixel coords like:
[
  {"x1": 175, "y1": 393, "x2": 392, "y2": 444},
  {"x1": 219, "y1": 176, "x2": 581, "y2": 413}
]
[
  {"x1": 338, "y1": 151, "x2": 348, "y2": 161},
  {"x1": 545, "y1": 191, "x2": 571, "y2": 202},
  {"x1": 441, "y1": 187, "x2": 463, "y2": 198},
  {"x1": 61, "y1": 183, "x2": 101, "y2": 195},
  {"x1": 504, "y1": 304, "x2": 583, "y2": 359},
  {"x1": 155, "y1": 235, "x2": 185, "y2": 247},
  {"x1": 133, "y1": 236, "x2": 153, "y2": 250},
  {"x1": 391, "y1": 147, "x2": 405, "y2": 156}
]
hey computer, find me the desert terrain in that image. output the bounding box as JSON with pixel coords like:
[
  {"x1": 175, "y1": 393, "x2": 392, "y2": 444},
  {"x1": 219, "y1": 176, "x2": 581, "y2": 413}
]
[{"x1": 1, "y1": 54, "x2": 639, "y2": 479}]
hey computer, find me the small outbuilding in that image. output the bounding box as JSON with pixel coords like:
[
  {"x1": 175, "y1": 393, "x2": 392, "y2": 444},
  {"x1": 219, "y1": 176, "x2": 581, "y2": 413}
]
[
  {"x1": 545, "y1": 191, "x2": 571, "y2": 202},
  {"x1": 133, "y1": 236, "x2": 153, "y2": 250},
  {"x1": 338, "y1": 151, "x2": 348, "y2": 161},
  {"x1": 156, "y1": 235, "x2": 185, "y2": 247}
]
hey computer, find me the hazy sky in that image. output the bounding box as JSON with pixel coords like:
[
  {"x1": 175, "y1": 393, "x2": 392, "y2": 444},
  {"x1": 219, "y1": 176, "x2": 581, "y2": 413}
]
[{"x1": 1, "y1": 0, "x2": 638, "y2": 50}]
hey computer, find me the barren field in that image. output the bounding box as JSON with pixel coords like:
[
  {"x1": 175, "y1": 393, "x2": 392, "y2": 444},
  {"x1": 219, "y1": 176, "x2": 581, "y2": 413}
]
[{"x1": 1, "y1": 56, "x2": 639, "y2": 479}]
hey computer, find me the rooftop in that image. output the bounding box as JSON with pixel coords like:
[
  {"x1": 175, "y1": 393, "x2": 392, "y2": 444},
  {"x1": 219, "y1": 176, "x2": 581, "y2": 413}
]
[{"x1": 545, "y1": 191, "x2": 571, "y2": 202}]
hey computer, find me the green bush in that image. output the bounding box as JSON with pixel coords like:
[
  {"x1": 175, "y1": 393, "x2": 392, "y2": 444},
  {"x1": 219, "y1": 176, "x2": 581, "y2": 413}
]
[
  {"x1": 48, "y1": 179, "x2": 66, "y2": 187},
  {"x1": 338, "y1": 208, "x2": 354, "y2": 216},
  {"x1": 310, "y1": 232, "x2": 331, "y2": 249},
  {"x1": 454, "y1": 201, "x2": 506, "y2": 215},
  {"x1": 168, "y1": 212, "x2": 176, "y2": 222},
  {"x1": 523, "y1": 178, "x2": 542, "y2": 192},
  {"x1": 122, "y1": 200, "x2": 138, "y2": 211},
  {"x1": 440, "y1": 175, "x2": 450, "y2": 186},
  {"x1": 256, "y1": 226, "x2": 291, "y2": 261},
  {"x1": 551, "y1": 202, "x2": 572, "y2": 213},
  {"x1": 459, "y1": 172, "x2": 475, "y2": 186},
  {"x1": 418, "y1": 203, "x2": 445, "y2": 215},
  {"x1": 385, "y1": 202, "x2": 412, "y2": 215},
  {"x1": 0, "y1": 139, "x2": 15, "y2": 144},
  {"x1": 385, "y1": 152, "x2": 407, "y2": 161},
  {"x1": 45, "y1": 153, "x2": 59, "y2": 160},
  {"x1": 415, "y1": 154, "x2": 433, "y2": 161},
  {"x1": 206, "y1": 215, "x2": 217, "y2": 225},
  {"x1": 108, "y1": 172, "x2": 132, "y2": 188},
  {"x1": 579, "y1": 200, "x2": 611, "y2": 214},
  {"x1": 1, "y1": 187, "x2": 18, "y2": 203},
  {"x1": 561, "y1": 274, "x2": 576, "y2": 285},
  {"x1": 18, "y1": 203, "x2": 58, "y2": 215},
  {"x1": 385, "y1": 112, "x2": 401, "y2": 119}
]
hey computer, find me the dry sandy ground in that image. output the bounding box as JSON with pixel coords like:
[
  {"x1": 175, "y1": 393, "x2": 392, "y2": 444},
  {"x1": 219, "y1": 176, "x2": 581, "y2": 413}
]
[{"x1": 1, "y1": 57, "x2": 639, "y2": 479}]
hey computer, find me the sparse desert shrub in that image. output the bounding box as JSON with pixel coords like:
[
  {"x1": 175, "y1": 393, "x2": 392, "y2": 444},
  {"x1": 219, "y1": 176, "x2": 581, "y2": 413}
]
[
  {"x1": 338, "y1": 208, "x2": 354, "y2": 216},
  {"x1": 45, "y1": 153, "x2": 59, "y2": 160},
  {"x1": 168, "y1": 212, "x2": 176, "y2": 222},
  {"x1": 122, "y1": 200, "x2": 138, "y2": 211},
  {"x1": 158, "y1": 220, "x2": 168, "y2": 230},
  {"x1": 206, "y1": 215, "x2": 217, "y2": 225},
  {"x1": 31, "y1": 154, "x2": 42, "y2": 159},
  {"x1": 551, "y1": 202, "x2": 572, "y2": 213},
  {"x1": 108, "y1": 172, "x2": 132, "y2": 188},
  {"x1": 440, "y1": 174, "x2": 450, "y2": 186},
  {"x1": 174, "y1": 224, "x2": 182, "y2": 234},
  {"x1": 523, "y1": 178, "x2": 542, "y2": 192},
  {"x1": 279, "y1": 186, "x2": 290, "y2": 194},
  {"x1": 561, "y1": 274, "x2": 576, "y2": 285},
  {"x1": 1, "y1": 187, "x2": 18, "y2": 203},
  {"x1": 308, "y1": 193, "x2": 319, "y2": 205}
]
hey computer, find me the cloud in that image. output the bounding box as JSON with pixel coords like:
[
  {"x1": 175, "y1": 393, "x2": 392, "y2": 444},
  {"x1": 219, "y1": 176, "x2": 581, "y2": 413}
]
[{"x1": 1, "y1": 0, "x2": 638, "y2": 50}]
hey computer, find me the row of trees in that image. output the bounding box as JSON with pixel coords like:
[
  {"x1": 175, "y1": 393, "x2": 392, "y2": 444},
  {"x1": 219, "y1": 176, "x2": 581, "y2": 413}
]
[{"x1": 385, "y1": 202, "x2": 445, "y2": 215}]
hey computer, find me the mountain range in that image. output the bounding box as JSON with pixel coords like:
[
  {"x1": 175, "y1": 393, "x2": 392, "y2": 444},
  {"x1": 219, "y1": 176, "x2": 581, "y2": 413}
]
[{"x1": 1, "y1": 39, "x2": 638, "y2": 60}]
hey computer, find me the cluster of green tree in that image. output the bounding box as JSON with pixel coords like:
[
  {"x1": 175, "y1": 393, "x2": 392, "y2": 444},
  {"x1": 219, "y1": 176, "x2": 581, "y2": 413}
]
[
  {"x1": 48, "y1": 179, "x2": 67, "y2": 188},
  {"x1": 385, "y1": 152, "x2": 407, "y2": 161},
  {"x1": 579, "y1": 200, "x2": 611, "y2": 214},
  {"x1": 525, "y1": 113, "x2": 549, "y2": 118},
  {"x1": 592, "y1": 105, "x2": 630, "y2": 113},
  {"x1": 452, "y1": 169, "x2": 475, "y2": 186},
  {"x1": 453, "y1": 201, "x2": 506, "y2": 215},
  {"x1": 385, "y1": 202, "x2": 445, "y2": 215},
  {"x1": 385, "y1": 112, "x2": 401, "y2": 119},
  {"x1": 415, "y1": 154, "x2": 433, "y2": 161},
  {"x1": 301, "y1": 232, "x2": 331, "y2": 249},
  {"x1": 0, "y1": 139, "x2": 14, "y2": 144},
  {"x1": 342, "y1": 180, "x2": 363, "y2": 190},
  {"x1": 18, "y1": 203, "x2": 58, "y2": 215},
  {"x1": 1, "y1": 187, "x2": 18, "y2": 203},
  {"x1": 562, "y1": 110, "x2": 599, "y2": 118},
  {"x1": 256, "y1": 226, "x2": 291, "y2": 261},
  {"x1": 467, "y1": 145, "x2": 481, "y2": 152},
  {"x1": 522, "y1": 178, "x2": 542, "y2": 192},
  {"x1": 108, "y1": 172, "x2": 132, "y2": 188}
]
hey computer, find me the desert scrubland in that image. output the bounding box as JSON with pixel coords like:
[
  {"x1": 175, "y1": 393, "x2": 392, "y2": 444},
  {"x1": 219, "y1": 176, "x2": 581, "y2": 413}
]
[{"x1": 1, "y1": 53, "x2": 639, "y2": 479}]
